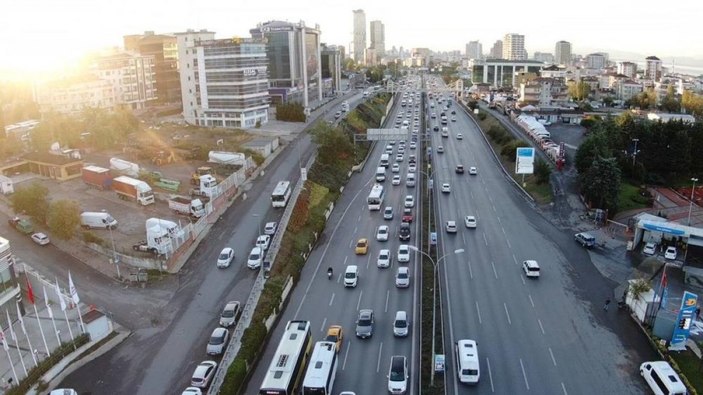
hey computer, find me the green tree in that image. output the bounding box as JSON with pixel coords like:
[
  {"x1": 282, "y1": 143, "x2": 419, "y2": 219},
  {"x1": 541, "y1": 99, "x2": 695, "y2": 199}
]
[
  {"x1": 681, "y1": 90, "x2": 703, "y2": 117},
  {"x1": 659, "y1": 86, "x2": 680, "y2": 113},
  {"x1": 574, "y1": 131, "x2": 610, "y2": 174},
  {"x1": 580, "y1": 157, "x2": 621, "y2": 211},
  {"x1": 47, "y1": 200, "x2": 81, "y2": 240},
  {"x1": 568, "y1": 81, "x2": 591, "y2": 101},
  {"x1": 534, "y1": 158, "x2": 551, "y2": 184},
  {"x1": 10, "y1": 182, "x2": 50, "y2": 224}
]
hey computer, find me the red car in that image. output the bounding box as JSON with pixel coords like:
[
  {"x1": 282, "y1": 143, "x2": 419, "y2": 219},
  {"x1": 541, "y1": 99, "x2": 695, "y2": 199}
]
[{"x1": 402, "y1": 208, "x2": 413, "y2": 223}]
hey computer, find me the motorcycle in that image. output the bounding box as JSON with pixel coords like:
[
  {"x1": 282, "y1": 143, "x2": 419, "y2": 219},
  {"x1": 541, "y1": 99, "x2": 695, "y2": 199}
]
[{"x1": 327, "y1": 268, "x2": 333, "y2": 279}]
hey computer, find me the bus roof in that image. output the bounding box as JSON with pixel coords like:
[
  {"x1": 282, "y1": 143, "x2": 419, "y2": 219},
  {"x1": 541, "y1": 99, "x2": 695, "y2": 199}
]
[
  {"x1": 272, "y1": 180, "x2": 291, "y2": 195},
  {"x1": 260, "y1": 320, "x2": 311, "y2": 390},
  {"x1": 302, "y1": 341, "x2": 337, "y2": 389}
]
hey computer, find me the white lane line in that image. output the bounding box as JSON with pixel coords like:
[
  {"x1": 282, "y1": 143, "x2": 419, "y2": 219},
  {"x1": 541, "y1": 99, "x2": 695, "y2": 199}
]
[
  {"x1": 329, "y1": 293, "x2": 335, "y2": 306},
  {"x1": 471, "y1": 191, "x2": 474, "y2": 200},
  {"x1": 504, "y1": 303, "x2": 512, "y2": 325},
  {"x1": 506, "y1": 238, "x2": 512, "y2": 249},
  {"x1": 358, "y1": 215, "x2": 361, "y2": 222},
  {"x1": 521, "y1": 275, "x2": 525, "y2": 285},
  {"x1": 344, "y1": 256, "x2": 348, "y2": 266},
  {"x1": 342, "y1": 341, "x2": 351, "y2": 370},
  {"x1": 385, "y1": 290, "x2": 390, "y2": 313},
  {"x1": 528, "y1": 294, "x2": 535, "y2": 308},
  {"x1": 483, "y1": 233, "x2": 488, "y2": 246},
  {"x1": 549, "y1": 347, "x2": 557, "y2": 366},
  {"x1": 475, "y1": 301, "x2": 482, "y2": 324},
  {"x1": 367, "y1": 254, "x2": 372, "y2": 269},
  {"x1": 320, "y1": 318, "x2": 327, "y2": 332},
  {"x1": 488, "y1": 194, "x2": 493, "y2": 203},
  {"x1": 376, "y1": 342, "x2": 384, "y2": 373},
  {"x1": 513, "y1": 254, "x2": 518, "y2": 265},
  {"x1": 492, "y1": 204, "x2": 497, "y2": 212},
  {"x1": 561, "y1": 382, "x2": 568, "y2": 395},
  {"x1": 468, "y1": 259, "x2": 474, "y2": 279},
  {"x1": 497, "y1": 216, "x2": 501, "y2": 223},
  {"x1": 356, "y1": 290, "x2": 363, "y2": 311},
  {"x1": 349, "y1": 238, "x2": 353, "y2": 248},
  {"x1": 491, "y1": 261, "x2": 498, "y2": 279},
  {"x1": 486, "y1": 357, "x2": 495, "y2": 392},
  {"x1": 501, "y1": 226, "x2": 506, "y2": 235},
  {"x1": 462, "y1": 232, "x2": 466, "y2": 245},
  {"x1": 538, "y1": 319, "x2": 545, "y2": 335},
  {"x1": 520, "y1": 358, "x2": 530, "y2": 390}
]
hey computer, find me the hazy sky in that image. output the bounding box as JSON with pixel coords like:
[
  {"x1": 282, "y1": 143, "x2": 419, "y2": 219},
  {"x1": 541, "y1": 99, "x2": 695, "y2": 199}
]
[{"x1": 2, "y1": 0, "x2": 702, "y2": 76}]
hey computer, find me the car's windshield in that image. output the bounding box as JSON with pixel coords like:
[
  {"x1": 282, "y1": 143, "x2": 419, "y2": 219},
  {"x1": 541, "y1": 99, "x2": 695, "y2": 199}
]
[
  {"x1": 219, "y1": 253, "x2": 229, "y2": 260},
  {"x1": 210, "y1": 335, "x2": 224, "y2": 344}
]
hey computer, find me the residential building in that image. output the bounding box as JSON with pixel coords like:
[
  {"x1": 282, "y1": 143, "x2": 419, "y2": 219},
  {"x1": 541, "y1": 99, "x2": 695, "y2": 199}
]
[
  {"x1": 35, "y1": 77, "x2": 117, "y2": 114},
  {"x1": 555, "y1": 40, "x2": 572, "y2": 66},
  {"x1": 488, "y1": 40, "x2": 503, "y2": 59},
  {"x1": 614, "y1": 79, "x2": 643, "y2": 101},
  {"x1": 472, "y1": 59, "x2": 544, "y2": 88},
  {"x1": 502, "y1": 33, "x2": 527, "y2": 61},
  {"x1": 533, "y1": 52, "x2": 554, "y2": 64},
  {"x1": 321, "y1": 44, "x2": 342, "y2": 94},
  {"x1": 585, "y1": 53, "x2": 608, "y2": 69},
  {"x1": 466, "y1": 41, "x2": 482, "y2": 60},
  {"x1": 0, "y1": 237, "x2": 20, "y2": 318},
  {"x1": 646, "y1": 56, "x2": 663, "y2": 81},
  {"x1": 581, "y1": 76, "x2": 600, "y2": 91},
  {"x1": 250, "y1": 20, "x2": 323, "y2": 107},
  {"x1": 353, "y1": 9, "x2": 366, "y2": 64},
  {"x1": 365, "y1": 48, "x2": 379, "y2": 66},
  {"x1": 123, "y1": 31, "x2": 181, "y2": 104},
  {"x1": 177, "y1": 31, "x2": 269, "y2": 128},
  {"x1": 617, "y1": 61, "x2": 637, "y2": 79},
  {"x1": 539, "y1": 64, "x2": 568, "y2": 79},
  {"x1": 519, "y1": 77, "x2": 568, "y2": 107},
  {"x1": 90, "y1": 50, "x2": 157, "y2": 110},
  {"x1": 369, "y1": 20, "x2": 385, "y2": 57}
]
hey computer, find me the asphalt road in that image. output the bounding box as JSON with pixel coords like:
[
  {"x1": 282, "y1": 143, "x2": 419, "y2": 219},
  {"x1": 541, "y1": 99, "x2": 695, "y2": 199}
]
[
  {"x1": 427, "y1": 76, "x2": 656, "y2": 394},
  {"x1": 244, "y1": 80, "x2": 425, "y2": 395},
  {"x1": 58, "y1": 91, "x2": 367, "y2": 395}
]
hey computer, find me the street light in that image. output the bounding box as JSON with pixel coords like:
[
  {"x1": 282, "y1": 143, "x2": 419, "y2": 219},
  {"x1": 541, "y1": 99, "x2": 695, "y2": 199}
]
[
  {"x1": 632, "y1": 138, "x2": 640, "y2": 166},
  {"x1": 252, "y1": 213, "x2": 262, "y2": 236},
  {"x1": 409, "y1": 246, "x2": 464, "y2": 386},
  {"x1": 107, "y1": 222, "x2": 121, "y2": 280},
  {"x1": 687, "y1": 178, "x2": 698, "y2": 226}
]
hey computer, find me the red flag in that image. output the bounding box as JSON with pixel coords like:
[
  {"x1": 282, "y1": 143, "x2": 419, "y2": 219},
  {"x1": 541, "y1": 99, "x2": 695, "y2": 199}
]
[{"x1": 26, "y1": 277, "x2": 35, "y2": 305}]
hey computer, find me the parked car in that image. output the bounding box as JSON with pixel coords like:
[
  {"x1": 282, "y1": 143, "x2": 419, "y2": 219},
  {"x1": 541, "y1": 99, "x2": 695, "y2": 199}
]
[
  {"x1": 247, "y1": 247, "x2": 263, "y2": 269},
  {"x1": 574, "y1": 232, "x2": 596, "y2": 248},
  {"x1": 190, "y1": 361, "x2": 217, "y2": 388},
  {"x1": 30, "y1": 232, "x2": 50, "y2": 246},
  {"x1": 642, "y1": 242, "x2": 657, "y2": 256},
  {"x1": 665, "y1": 246, "x2": 677, "y2": 260},
  {"x1": 256, "y1": 235, "x2": 271, "y2": 251},
  {"x1": 264, "y1": 222, "x2": 277, "y2": 235},
  {"x1": 219, "y1": 301, "x2": 241, "y2": 327},
  {"x1": 217, "y1": 248, "x2": 234, "y2": 268},
  {"x1": 206, "y1": 327, "x2": 230, "y2": 355}
]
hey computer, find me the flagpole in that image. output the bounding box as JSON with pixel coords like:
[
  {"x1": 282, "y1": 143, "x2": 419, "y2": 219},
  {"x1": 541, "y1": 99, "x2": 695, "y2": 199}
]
[
  {"x1": 33, "y1": 302, "x2": 50, "y2": 357},
  {"x1": 24, "y1": 268, "x2": 50, "y2": 357},
  {"x1": 7, "y1": 310, "x2": 27, "y2": 377},
  {"x1": 16, "y1": 303, "x2": 37, "y2": 367},
  {"x1": 1, "y1": 334, "x2": 18, "y2": 387},
  {"x1": 62, "y1": 309, "x2": 76, "y2": 349},
  {"x1": 55, "y1": 279, "x2": 75, "y2": 349},
  {"x1": 43, "y1": 286, "x2": 61, "y2": 346},
  {"x1": 68, "y1": 272, "x2": 86, "y2": 334}
]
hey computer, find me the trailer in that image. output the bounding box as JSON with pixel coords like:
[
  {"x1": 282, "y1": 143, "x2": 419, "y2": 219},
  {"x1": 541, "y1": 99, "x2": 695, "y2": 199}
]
[
  {"x1": 81, "y1": 165, "x2": 113, "y2": 190},
  {"x1": 112, "y1": 176, "x2": 155, "y2": 206},
  {"x1": 168, "y1": 196, "x2": 206, "y2": 218}
]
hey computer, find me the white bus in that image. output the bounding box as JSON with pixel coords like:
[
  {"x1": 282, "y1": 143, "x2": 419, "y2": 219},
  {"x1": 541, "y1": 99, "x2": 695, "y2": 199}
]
[
  {"x1": 380, "y1": 154, "x2": 390, "y2": 167},
  {"x1": 271, "y1": 181, "x2": 292, "y2": 208},
  {"x1": 301, "y1": 341, "x2": 338, "y2": 395},
  {"x1": 367, "y1": 184, "x2": 385, "y2": 211},
  {"x1": 260, "y1": 320, "x2": 313, "y2": 395}
]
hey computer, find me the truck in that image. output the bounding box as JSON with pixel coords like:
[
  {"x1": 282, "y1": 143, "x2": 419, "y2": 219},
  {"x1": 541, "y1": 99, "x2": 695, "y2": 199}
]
[
  {"x1": 112, "y1": 176, "x2": 155, "y2": 206},
  {"x1": 144, "y1": 218, "x2": 184, "y2": 255},
  {"x1": 109, "y1": 158, "x2": 140, "y2": 178},
  {"x1": 168, "y1": 196, "x2": 206, "y2": 218},
  {"x1": 8, "y1": 217, "x2": 34, "y2": 235},
  {"x1": 190, "y1": 174, "x2": 218, "y2": 198},
  {"x1": 81, "y1": 165, "x2": 113, "y2": 190}
]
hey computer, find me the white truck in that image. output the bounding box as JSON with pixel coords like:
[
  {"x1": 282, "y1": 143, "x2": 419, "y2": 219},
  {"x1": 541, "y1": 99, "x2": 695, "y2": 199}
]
[
  {"x1": 168, "y1": 196, "x2": 206, "y2": 218},
  {"x1": 112, "y1": 176, "x2": 154, "y2": 206},
  {"x1": 190, "y1": 174, "x2": 218, "y2": 198}
]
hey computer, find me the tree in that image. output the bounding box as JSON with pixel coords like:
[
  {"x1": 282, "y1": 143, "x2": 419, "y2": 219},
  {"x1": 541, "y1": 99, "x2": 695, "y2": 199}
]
[
  {"x1": 534, "y1": 158, "x2": 551, "y2": 184},
  {"x1": 681, "y1": 90, "x2": 703, "y2": 117},
  {"x1": 10, "y1": 182, "x2": 50, "y2": 224},
  {"x1": 568, "y1": 81, "x2": 591, "y2": 101},
  {"x1": 580, "y1": 157, "x2": 621, "y2": 211},
  {"x1": 659, "y1": 86, "x2": 680, "y2": 113},
  {"x1": 47, "y1": 200, "x2": 81, "y2": 240},
  {"x1": 574, "y1": 131, "x2": 610, "y2": 174}
]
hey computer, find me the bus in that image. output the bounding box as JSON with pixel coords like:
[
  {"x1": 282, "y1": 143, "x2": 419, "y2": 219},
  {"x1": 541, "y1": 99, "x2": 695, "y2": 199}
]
[
  {"x1": 301, "y1": 341, "x2": 338, "y2": 395},
  {"x1": 367, "y1": 184, "x2": 385, "y2": 211},
  {"x1": 260, "y1": 320, "x2": 313, "y2": 395},
  {"x1": 271, "y1": 181, "x2": 292, "y2": 208},
  {"x1": 380, "y1": 154, "x2": 390, "y2": 167}
]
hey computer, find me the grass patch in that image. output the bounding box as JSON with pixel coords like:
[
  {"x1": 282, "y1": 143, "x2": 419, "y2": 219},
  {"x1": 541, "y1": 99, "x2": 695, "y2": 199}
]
[
  {"x1": 308, "y1": 181, "x2": 329, "y2": 209},
  {"x1": 524, "y1": 180, "x2": 553, "y2": 204},
  {"x1": 617, "y1": 182, "x2": 650, "y2": 212},
  {"x1": 670, "y1": 350, "x2": 703, "y2": 393}
]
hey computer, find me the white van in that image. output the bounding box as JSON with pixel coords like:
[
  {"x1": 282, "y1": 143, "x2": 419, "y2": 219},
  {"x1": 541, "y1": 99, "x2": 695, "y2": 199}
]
[
  {"x1": 80, "y1": 212, "x2": 118, "y2": 230},
  {"x1": 344, "y1": 265, "x2": 359, "y2": 288},
  {"x1": 455, "y1": 339, "x2": 480, "y2": 384},
  {"x1": 639, "y1": 361, "x2": 687, "y2": 395},
  {"x1": 406, "y1": 173, "x2": 416, "y2": 187},
  {"x1": 376, "y1": 167, "x2": 386, "y2": 182}
]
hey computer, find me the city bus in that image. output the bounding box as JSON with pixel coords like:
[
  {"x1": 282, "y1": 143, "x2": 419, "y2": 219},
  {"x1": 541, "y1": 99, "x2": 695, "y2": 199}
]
[
  {"x1": 367, "y1": 184, "x2": 385, "y2": 211},
  {"x1": 301, "y1": 341, "x2": 338, "y2": 395},
  {"x1": 271, "y1": 181, "x2": 292, "y2": 208},
  {"x1": 260, "y1": 320, "x2": 312, "y2": 395}
]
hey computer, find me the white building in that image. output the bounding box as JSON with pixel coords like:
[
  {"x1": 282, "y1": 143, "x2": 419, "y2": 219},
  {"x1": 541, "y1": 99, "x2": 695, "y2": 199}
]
[
  {"x1": 617, "y1": 61, "x2": 637, "y2": 79},
  {"x1": 615, "y1": 79, "x2": 643, "y2": 101},
  {"x1": 585, "y1": 53, "x2": 608, "y2": 69},
  {"x1": 555, "y1": 40, "x2": 572, "y2": 66},
  {"x1": 503, "y1": 33, "x2": 527, "y2": 60},
  {"x1": 645, "y1": 56, "x2": 663, "y2": 81},
  {"x1": 353, "y1": 10, "x2": 366, "y2": 64},
  {"x1": 90, "y1": 51, "x2": 157, "y2": 110},
  {"x1": 369, "y1": 20, "x2": 385, "y2": 58},
  {"x1": 35, "y1": 77, "x2": 117, "y2": 114},
  {"x1": 466, "y1": 41, "x2": 482, "y2": 60},
  {"x1": 472, "y1": 59, "x2": 544, "y2": 88}
]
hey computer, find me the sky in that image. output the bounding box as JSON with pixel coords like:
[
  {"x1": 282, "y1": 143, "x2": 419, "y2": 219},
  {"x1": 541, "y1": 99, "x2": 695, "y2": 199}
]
[{"x1": 2, "y1": 0, "x2": 702, "y2": 78}]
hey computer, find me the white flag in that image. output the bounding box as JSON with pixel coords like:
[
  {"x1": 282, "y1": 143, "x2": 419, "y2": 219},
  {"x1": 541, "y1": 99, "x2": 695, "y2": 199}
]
[
  {"x1": 43, "y1": 286, "x2": 54, "y2": 319},
  {"x1": 15, "y1": 303, "x2": 26, "y2": 335},
  {"x1": 54, "y1": 279, "x2": 66, "y2": 312},
  {"x1": 68, "y1": 271, "x2": 80, "y2": 305},
  {"x1": 0, "y1": 332, "x2": 8, "y2": 351},
  {"x1": 6, "y1": 310, "x2": 17, "y2": 343}
]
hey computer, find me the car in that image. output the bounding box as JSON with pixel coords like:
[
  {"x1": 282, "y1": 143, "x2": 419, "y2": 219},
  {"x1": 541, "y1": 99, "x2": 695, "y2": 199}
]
[
  {"x1": 391, "y1": 163, "x2": 400, "y2": 173},
  {"x1": 377, "y1": 249, "x2": 392, "y2": 268},
  {"x1": 392, "y1": 175, "x2": 401, "y2": 185},
  {"x1": 325, "y1": 325, "x2": 344, "y2": 352},
  {"x1": 219, "y1": 301, "x2": 241, "y2": 327},
  {"x1": 464, "y1": 216, "x2": 477, "y2": 228},
  {"x1": 377, "y1": 225, "x2": 390, "y2": 241},
  {"x1": 388, "y1": 355, "x2": 409, "y2": 394},
  {"x1": 206, "y1": 327, "x2": 230, "y2": 355},
  {"x1": 642, "y1": 242, "x2": 657, "y2": 256},
  {"x1": 181, "y1": 388, "x2": 202, "y2": 395},
  {"x1": 393, "y1": 311, "x2": 409, "y2": 337},
  {"x1": 398, "y1": 147, "x2": 405, "y2": 154},
  {"x1": 409, "y1": 142, "x2": 416, "y2": 150},
  {"x1": 31, "y1": 232, "x2": 50, "y2": 246},
  {"x1": 437, "y1": 146, "x2": 444, "y2": 153},
  {"x1": 408, "y1": 155, "x2": 416, "y2": 164},
  {"x1": 396, "y1": 154, "x2": 404, "y2": 162},
  {"x1": 217, "y1": 247, "x2": 234, "y2": 268},
  {"x1": 355, "y1": 309, "x2": 374, "y2": 338},
  {"x1": 455, "y1": 165, "x2": 464, "y2": 174},
  {"x1": 522, "y1": 260, "x2": 541, "y2": 278},
  {"x1": 574, "y1": 232, "x2": 596, "y2": 248},
  {"x1": 665, "y1": 246, "x2": 677, "y2": 260},
  {"x1": 334, "y1": 111, "x2": 341, "y2": 119},
  {"x1": 404, "y1": 195, "x2": 414, "y2": 208},
  {"x1": 455, "y1": 339, "x2": 480, "y2": 384},
  {"x1": 247, "y1": 247, "x2": 263, "y2": 269},
  {"x1": 433, "y1": 125, "x2": 439, "y2": 131},
  {"x1": 397, "y1": 244, "x2": 410, "y2": 263},
  {"x1": 344, "y1": 265, "x2": 359, "y2": 287},
  {"x1": 441, "y1": 183, "x2": 451, "y2": 193},
  {"x1": 256, "y1": 235, "x2": 271, "y2": 251},
  {"x1": 264, "y1": 222, "x2": 277, "y2": 235},
  {"x1": 408, "y1": 164, "x2": 417, "y2": 173},
  {"x1": 452, "y1": 116, "x2": 457, "y2": 122},
  {"x1": 395, "y1": 267, "x2": 410, "y2": 288},
  {"x1": 399, "y1": 223, "x2": 411, "y2": 241},
  {"x1": 384, "y1": 206, "x2": 394, "y2": 220},
  {"x1": 355, "y1": 239, "x2": 369, "y2": 255},
  {"x1": 402, "y1": 207, "x2": 413, "y2": 223},
  {"x1": 389, "y1": 140, "x2": 396, "y2": 145},
  {"x1": 446, "y1": 221, "x2": 457, "y2": 233},
  {"x1": 451, "y1": 110, "x2": 456, "y2": 115},
  {"x1": 190, "y1": 360, "x2": 217, "y2": 388},
  {"x1": 431, "y1": 113, "x2": 437, "y2": 119},
  {"x1": 456, "y1": 133, "x2": 463, "y2": 140},
  {"x1": 469, "y1": 167, "x2": 477, "y2": 175}
]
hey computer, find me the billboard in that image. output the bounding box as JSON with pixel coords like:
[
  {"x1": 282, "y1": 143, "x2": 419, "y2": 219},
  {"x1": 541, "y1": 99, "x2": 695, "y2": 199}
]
[
  {"x1": 366, "y1": 128, "x2": 409, "y2": 141},
  {"x1": 515, "y1": 147, "x2": 535, "y2": 174},
  {"x1": 670, "y1": 291, "x2": 698, "y2": 350}
]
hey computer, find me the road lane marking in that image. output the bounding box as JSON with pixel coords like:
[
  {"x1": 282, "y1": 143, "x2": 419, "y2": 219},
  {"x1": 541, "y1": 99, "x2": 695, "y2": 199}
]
[
  {"x1": 497, "y1": 216, "x2": 501, "y2": 223},
  {"x1": 513, "y1": 254, "x2": 518, "y2": 264},
  {"x1": 462, "y1": 233, "x2": 466, "y2": 245},
  {"x1": 329, "y1": 293, "x2": 335, "y2": 306},
  {"x1": 483, "y1": 233, "x2": 488, "y2": 246},
  {"x1": 475, "y1": 301, "x2": 482, "y2": 324},
  {"x1": 521, "y1": 275, "x2": 525, "y2": 285},
  {"x1": 492, "y1": 204, "x2": 497, "y2": 212},
  {"x1": 549, "y1": 347, "x2": 557, "y2": 366},
  {"x1": 356, "y1": 290, "x2": 363, "y2": 311},
  {"x1": 491, "y1": 261, "x2": 498, "y2": 279},
  {"x1": 385, "y1": 290, "x2": 390, "y2": 313},
  {"x1": 344, "y1": 256, "x2": 348, "y2": 266},
  {"x1": 470, "y1": 191, "x2": 474, "y2": 200},
  {"x1": 367, "y1": 254, "x2": 372, "y2": 269},
  {"x1": 320, "y1": 318, "x2": 327, "y2": 332},
  {"x1": 538, "y1": 319, "x2": 545, "y2": 335},
  {"x1": 501, "y1": 226, "x2": 506, "y2": 235},
  {"x1": 528, "y1": 294, "x2": 534, "y2": 307},
  {"x1": 342, "y1": 341, "x2": 351, "y2": 370},
  {"x1": 349, "y1": 238, "x2": 354, "y2": 248},
  {"x1": 561, "y1": 382, "x2": 568, "y2": 395},
  {"x1": 506, "y1": 238, "x2": 512, "y2": 249},
  {"x1": 468, "y1": 259, "x2": 474, "y2": 279},
  {"x1": 376, "y1": 342, "x2": 384, "y2": 373},
  {"x1": 520, "y1": 358, "x2": 530, "y2": 390},
  {"x1": 486, "y1": 357, "x2": 495, "y2": 392},
  {"x1": 504, "y1": 303, "x2": 512, "y2": 325}
]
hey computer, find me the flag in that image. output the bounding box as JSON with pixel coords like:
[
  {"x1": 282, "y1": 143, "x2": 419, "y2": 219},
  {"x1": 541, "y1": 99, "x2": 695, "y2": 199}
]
[
  {"x1": 68, "y1": 271, "x2": 80, "y2": 305},
  {"x1": 6, "y1": 310, "x2": 17, "y2": 343},
  {"x1": 54, "y1": 280, "x2": 66, "y2": 312},
  {"x1": 0, "y1": 332, "x2": 8, "y2": 351},
  {"x1": 25, "y1": 277, "x2": 35, "y2": 305},
  {"x1": 15, "y1": 303, "x2": 25, "y2": 335},
  {"x1": 43, "y1": 286, "x2": 54, "y2": 319}
]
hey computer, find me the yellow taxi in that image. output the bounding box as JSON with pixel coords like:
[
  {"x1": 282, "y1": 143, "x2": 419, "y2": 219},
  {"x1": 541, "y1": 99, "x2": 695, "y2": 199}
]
[
  {"x1": 325, "y1": 325, "x2": 344, "y2": 352},
  {"x1": 355, "y1": 238, "x2": 369, "y2": 255}
]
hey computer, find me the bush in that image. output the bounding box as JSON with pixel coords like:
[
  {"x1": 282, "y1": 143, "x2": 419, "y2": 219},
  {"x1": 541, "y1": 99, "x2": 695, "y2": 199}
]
[
  {"x1": 275, "y1": 102, "x2": 306, "y2": 122},
  {"x1": 500, "y1": 139, "x2": 529, "y2": 161},
  {"x1": 477, "y1": 112, "x2": 487, "y2": 121},
  {"x1": 82, "y1": 231, "x2": 105, "y2": 246}
]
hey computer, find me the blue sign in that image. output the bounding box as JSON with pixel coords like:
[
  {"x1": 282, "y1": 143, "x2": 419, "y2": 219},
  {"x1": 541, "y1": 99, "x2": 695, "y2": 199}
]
[
  {"x1": 517, "y1": 147, "x2": 535, "y2": 157},
  {"x1": 642, "y1": 222, "x2": 686, "y2": 236},
  {"x1": 670, "y1": 291, "x2": 698, "y2": 348}
]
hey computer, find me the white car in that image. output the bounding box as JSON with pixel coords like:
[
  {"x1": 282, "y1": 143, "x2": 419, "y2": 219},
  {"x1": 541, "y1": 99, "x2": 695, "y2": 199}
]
[
  {"x1": 219, "y1": 301, "x2": 241, "y2": 327},
  {"x1": 344, "y1": 265, "x2": 359, "y2": 287},
  {"x1": 522, "y1": 260, "x2": 541, "y2": 278},
  {"x1": 464, "y1": 216, "x2": 477, "y2": 228},
  {"x1": 408, "y1": 164, "x2": 417, "y2": 173},
  {"x1": 264, "y1": 222, "x2": 277, "y2": 235},
  {"x1": 404, "y1": 195, "x2": 415, "y2": 208},
  {"x1": 437, "y1": 146, "x2": 444, "y2": 153},
  {"x1": 256, "y1": 235, "x2": 271, "y2": 251},
  {"x1": 247, "y1": 247, "x2": 263, "y2": 269},
  {"x1": 469, "y1": 167, "x2": 477, "y2": 175},
  {"x1": 388, "y1": 356, "x2": 409, "y2": 394},
  {"x1": 446, "y1": 221, "x2": 457, "y2": 233},
  {"x1": 206, "y1": 327, "x2": 230, "y2": 355},
  {"x1": 31, "y1": 232, "x2": 50, "y2": 246},
  {"x1": 392, "y1": 175, "x2": 401, "y2": 185},
  {"x1": 396, "y1": 154, "x2": 404, "y2": 162},
  {"x1": 384, "y1": 206, "x2": 394, "y2": 220},
  {"x1": 664, "y1": 246, "x2": 677, "y2": 260},
  {"x1": 181, "y1": 388, "x2": 202, "y2": 395},
  {"x1": 391, "y1": 163, "x2": 400, "y2": 173},
  {"x1": 378, "y1": 249, "x2": 392, "y2": 268},
  {"x1": 642, "y1": 242, "x2": 656, "y2": 256},
  {"x1": 409, "y1": 142, "x2": 416, "y2": 150},
  {"x1": 217, "y1": 248, "x2": 234, "y2": 268},
  {"x1": 441, "y1": 183, "x2": 451, "y2": 193},
  {"x1": 376, "y1": 225, "x2": 390, "y2": 241},
  {"x1": 395, "y1": 267, "x2": 410, "y2": 288},
  {"x1": 190, "y1": 360, "x2": 217, "y2": 388},
  {"x1": 456, "y1": 133, "x2": 463, "y2": 140},
  {"x1": 397, "y1": 244, "x2": 410, "y2": 263}
]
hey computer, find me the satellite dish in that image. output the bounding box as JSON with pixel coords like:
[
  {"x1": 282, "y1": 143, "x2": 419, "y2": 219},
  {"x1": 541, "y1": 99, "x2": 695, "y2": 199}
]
[{"x1": 217, "y1": 139, "x2": 224, "y2": 146}]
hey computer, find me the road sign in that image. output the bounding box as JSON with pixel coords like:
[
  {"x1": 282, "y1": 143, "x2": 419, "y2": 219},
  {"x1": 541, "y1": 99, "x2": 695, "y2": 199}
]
[
  {"x1": 366, "y1": 128, "x2": 409, "y2": 141},
  {"x1": 300, "y1": 167, "x2": 307, "y2": 181},
  {"x1": 515, "y1": 147, "x2": 535, "y2": 174}
]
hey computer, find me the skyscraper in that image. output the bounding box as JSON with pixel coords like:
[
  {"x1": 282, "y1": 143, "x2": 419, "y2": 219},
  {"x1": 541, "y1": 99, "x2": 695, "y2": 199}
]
[
  {"x1": 489, "y1": 40, "x2": 503, "y2": 59},
  {"x1": 466, "y1": 41, "x2": 482, "y2": 60},
  {"x1": 124, "y1": 31, "x2": 181, "y2": 104},
  {"x1": 369, "y1": 20, "x2": 385, "y2": 57},
  {"x1": 353, "y1": 10, "x2": 366, "y2": 64},
  {"x1": 502, "y1": 33, "x2": 526, "y2": 60},
  {"x1": 555, "y1": 40, "x2": 572, "y2": 66}
]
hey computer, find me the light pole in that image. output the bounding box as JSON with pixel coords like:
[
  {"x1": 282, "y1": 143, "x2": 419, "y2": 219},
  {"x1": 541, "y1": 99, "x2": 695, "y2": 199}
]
[
  {"x1": 409, "y1": 246, "x2": 464, "y2": 386},
  {"x1": 687, "y1": 178, "x2": 698, "y2": 226},
  {"x1": 252, "y1": 213, "x2": 262, "y2": 236},
  {"x1": 108, "y1": 224, "x2": 121, "y2": 280},
  {"x1": 632, "y1": 138, "x2": 640, "y2": 166}
]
